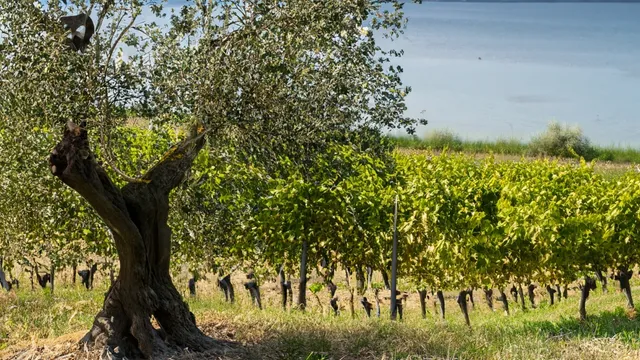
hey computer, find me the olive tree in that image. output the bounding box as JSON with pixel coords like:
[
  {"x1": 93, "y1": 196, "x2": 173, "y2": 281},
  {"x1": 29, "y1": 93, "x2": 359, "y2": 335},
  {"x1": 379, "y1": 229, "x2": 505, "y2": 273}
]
[{"x1": 1, "y1": 0, "x2": 423, "y2": 357}]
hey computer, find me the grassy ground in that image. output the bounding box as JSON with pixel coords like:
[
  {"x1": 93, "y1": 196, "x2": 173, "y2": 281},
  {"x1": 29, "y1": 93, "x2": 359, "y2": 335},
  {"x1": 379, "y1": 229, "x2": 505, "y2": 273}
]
[
  {"x1": 3, "y1": 275, "x2": 640, "y2": 360},
  {"x1": 391, "y1": 135, "x2": 640, "y2": 164}
]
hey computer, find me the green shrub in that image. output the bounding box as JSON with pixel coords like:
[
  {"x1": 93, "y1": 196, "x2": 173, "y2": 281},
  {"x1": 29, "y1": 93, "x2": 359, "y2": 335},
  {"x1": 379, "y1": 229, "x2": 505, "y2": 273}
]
[
  {"x1": 528, "y1": 121, "x2": 596, "y2": 160},
  {"x1": 422, "y1": 129, "x2": 464, "y2": 151}
]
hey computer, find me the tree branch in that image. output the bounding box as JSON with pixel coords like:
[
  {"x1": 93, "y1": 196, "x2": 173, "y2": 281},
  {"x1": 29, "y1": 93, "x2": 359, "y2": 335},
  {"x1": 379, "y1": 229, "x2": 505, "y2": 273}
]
[
  {"x1": 49, "y1": 121, "x2": 142, "y2": 245},
  {"x1": 140, "y1": 123, "x2": 209, "y2": 195}
]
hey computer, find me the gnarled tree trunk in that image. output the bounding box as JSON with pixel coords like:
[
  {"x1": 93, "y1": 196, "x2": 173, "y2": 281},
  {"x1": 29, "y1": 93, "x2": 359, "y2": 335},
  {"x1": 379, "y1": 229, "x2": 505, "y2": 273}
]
[{"x1": 49, "y1": 121, "x2": 216, "y2": 358}]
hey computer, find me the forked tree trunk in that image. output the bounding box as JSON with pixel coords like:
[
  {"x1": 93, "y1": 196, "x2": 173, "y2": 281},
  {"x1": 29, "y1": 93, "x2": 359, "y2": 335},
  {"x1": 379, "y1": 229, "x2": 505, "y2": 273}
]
[{"x1": 49, "y1": 121, "x2": 216, "y2": 358}]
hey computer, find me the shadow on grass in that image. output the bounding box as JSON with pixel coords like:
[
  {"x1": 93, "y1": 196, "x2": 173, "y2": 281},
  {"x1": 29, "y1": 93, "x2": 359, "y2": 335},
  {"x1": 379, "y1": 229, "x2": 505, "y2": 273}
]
[
  {"x1": 522, "y1": 306, "x2": 640, "y2": 345},
  {"x1": 200, "y1": 320, "x2": 461, "y2": 360}
]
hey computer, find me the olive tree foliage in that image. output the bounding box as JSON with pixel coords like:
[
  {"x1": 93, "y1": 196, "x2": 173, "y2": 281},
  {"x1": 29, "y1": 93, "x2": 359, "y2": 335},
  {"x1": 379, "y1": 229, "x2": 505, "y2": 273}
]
[
  {"x1": 0, "y1": 0, "x2": 141, "y2": 281},
  {"x1": 142, "y1": 0, "x2": 425, "y2": 167}
]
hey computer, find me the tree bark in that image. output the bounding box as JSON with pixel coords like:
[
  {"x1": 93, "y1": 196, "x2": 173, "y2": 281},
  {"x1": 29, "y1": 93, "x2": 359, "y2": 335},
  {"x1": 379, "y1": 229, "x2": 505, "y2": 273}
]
[
  {"x1": 109, "y1": 262, "x2": 115, "y2": 285},
  {"x1": 579, "y1": 276, "x2": 596, "y2": 321},
  {"x1": 49, "y1": 121, "x2": 216, "y2": 358},
  {"x1": 436, "y1": 290, "x2": 445, "y2": 320},
  {"x1": 297, "y1": 241, "x2": 308, "y2": 310},
  {"x1": 556, "y1": 285, "x2": 562, "y2": 302}
]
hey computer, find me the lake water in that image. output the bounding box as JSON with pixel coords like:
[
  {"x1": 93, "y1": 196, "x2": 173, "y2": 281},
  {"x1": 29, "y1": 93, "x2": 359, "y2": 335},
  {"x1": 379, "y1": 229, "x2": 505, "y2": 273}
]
[{"x1": 388, "y1": 2, "x2": 640, "y2": 146}]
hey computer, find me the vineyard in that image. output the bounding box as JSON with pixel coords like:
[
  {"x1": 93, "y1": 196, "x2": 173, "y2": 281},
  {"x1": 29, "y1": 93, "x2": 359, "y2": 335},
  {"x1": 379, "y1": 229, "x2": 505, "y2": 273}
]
[
  {"x1": 3, "y1": 127, "x2": 640, "y2": 357},
  {"x1": 3, "y1": 125, "x2": 640, "y2": 320}
]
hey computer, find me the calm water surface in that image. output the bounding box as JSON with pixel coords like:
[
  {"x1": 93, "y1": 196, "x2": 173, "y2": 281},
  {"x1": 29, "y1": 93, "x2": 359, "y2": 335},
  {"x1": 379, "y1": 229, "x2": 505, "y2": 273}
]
[{"x1": 390, "y1": 3, "x2": 640, "y2": 146}]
